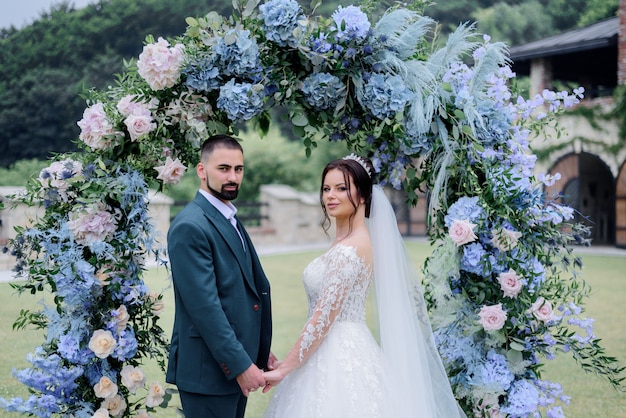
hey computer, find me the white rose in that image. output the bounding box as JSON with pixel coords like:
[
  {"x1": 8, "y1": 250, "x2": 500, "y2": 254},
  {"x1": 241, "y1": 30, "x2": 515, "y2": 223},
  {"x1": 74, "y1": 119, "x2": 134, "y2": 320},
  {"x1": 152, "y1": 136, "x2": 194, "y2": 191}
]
[
  {"x1": 114, "y1": 305, "x2": 130, "y2": 331},
  {"x1": 94, "y1": 376, "x2": 118, "y2": 399},
  {"x1": 92, "y1": 408, "x2": 110, "y2": 418},
  {"x1": 145, "y1": 382, "x2": 166, "y2": 408},
  {"x1": 154, "y1": 156, "x2": 187, "y2": 185},
  {"x1": 101, "y1": 394, "x2": 126, "y2": 418},
  {"x1": 120, "y1": 365, "x2": 146, "y2": 394},
  {"x1": 448, "y1": 219, "x2": 478, "y2": 246},
  {"x1": 88, "y1": 329, "x2": 117, "y2": 359}
]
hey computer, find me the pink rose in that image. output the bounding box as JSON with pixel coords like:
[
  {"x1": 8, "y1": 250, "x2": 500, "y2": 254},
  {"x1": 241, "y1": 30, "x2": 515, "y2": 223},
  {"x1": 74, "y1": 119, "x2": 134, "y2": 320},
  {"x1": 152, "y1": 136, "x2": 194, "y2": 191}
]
[
  {"x1": 92, "y1": 408, "x2": 109, "y2": 418},
  {"x1": 154, "y1": 156, "x2": 187, "y2": 184},
  {"x1": 528, "y1": 297, "x2": 555, "y2": 322},
  {"x1": 148, "y1": 292, "x2": 165, "y2": 316},
  {"x1": 478, "y1": 304, "x2": 507, "y2": 331},
  {"x1": 497, "y1": 269, "x2": 523, "y2": 298},
  {"x1": 38, "y1": 159, "x2": 83, "y2": 201},
  {"x1": 113, "y1": 305, "x2": 130, "y2": 331},
  {"x1": 77, "y1": 103, "x2": 121, "y2": 150},
  {"x1": 448, "y1": 219, "x2": 477, "y2": 246},
  {"x1": 491, "y1": 227, "x2": 522, "y2": 252},
  {"x1": 124, "y1": 112, "x2": 156, "y2": 141},
  {"x1": 137, "y1": 37, "x2": 184, "y2": 91}
]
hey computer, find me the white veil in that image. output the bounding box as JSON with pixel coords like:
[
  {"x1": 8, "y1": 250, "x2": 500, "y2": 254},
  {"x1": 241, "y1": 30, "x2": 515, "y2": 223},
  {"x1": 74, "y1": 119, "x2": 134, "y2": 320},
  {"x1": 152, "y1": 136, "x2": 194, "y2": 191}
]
[{"x1": 368, "y1": 185, "x2": 465, "y2": 418}]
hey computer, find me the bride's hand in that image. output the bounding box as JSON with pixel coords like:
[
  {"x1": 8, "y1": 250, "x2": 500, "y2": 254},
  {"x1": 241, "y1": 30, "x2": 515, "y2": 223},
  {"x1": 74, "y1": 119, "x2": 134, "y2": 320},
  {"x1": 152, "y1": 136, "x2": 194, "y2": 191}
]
[{"x1": 262, "y1": 369, "x2": 284, "y2": 393}]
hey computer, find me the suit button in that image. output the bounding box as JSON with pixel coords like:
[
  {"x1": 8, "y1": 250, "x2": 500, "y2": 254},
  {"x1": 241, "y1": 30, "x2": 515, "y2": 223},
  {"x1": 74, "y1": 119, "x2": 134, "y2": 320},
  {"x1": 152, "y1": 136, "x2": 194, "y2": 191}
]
[{"x1": 253, "y1": 304, "x2": 260, "y2": 311}]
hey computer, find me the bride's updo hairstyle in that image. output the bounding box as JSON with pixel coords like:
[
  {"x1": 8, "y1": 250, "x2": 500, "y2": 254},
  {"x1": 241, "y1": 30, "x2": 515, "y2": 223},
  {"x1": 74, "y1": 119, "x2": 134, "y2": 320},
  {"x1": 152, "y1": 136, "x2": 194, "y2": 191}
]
[{"x1": 320, "y1": 154, "x2": 375, "y2": 234}]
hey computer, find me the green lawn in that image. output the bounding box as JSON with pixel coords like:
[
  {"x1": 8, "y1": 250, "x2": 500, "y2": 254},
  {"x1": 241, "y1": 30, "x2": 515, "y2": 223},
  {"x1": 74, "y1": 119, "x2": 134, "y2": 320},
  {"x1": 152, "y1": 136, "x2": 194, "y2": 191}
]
[{"x1": 0, "y1": 242, "x2": 624, "y2": 417}]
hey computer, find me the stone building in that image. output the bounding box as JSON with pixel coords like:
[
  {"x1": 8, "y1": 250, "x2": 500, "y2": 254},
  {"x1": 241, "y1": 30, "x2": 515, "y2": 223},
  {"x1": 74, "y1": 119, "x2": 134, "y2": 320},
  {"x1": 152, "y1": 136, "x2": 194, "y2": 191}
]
[{"x1": 509, "y1": 0, "x2": 626, "y2": 247}]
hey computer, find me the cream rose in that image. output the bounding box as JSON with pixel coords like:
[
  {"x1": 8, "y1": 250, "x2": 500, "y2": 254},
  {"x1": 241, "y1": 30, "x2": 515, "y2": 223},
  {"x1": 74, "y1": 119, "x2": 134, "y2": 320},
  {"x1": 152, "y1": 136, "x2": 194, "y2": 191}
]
[
  {"x1": 88, "y1": 329, "x2": 117, "y2": 359},
  {"x1": 148, "y1": 292, "x2": 165, "y2": 316},
  {"x1": 114, "y1": 305, "x2": 130, "y2": 331},
  {"x1": 528, "y1": 297, "x2": 555, "y2": 322},
  {"x1": 491, "y1": 227, "x2": 522, "y2": 252},
  {"x1": 478, "y1": 304, "x2": 507, "y2": 331},
  {"x1": 497, "y1": 269, "x2": 523, "y2": 298},
  {"x1": 94, "y1": 376, "x2": 118, "y2": 399},
  {"x1": 448, "y1": 219, "x2": 478, "y2": 246},
  {"x1": 91, "y1": 408, "x2": 110, "y2": 418},
  {"x1": 145, "y1": 382, "x2": 166, "y2": 408},
  {"x1": 154, "y1": 156, "x2": 187, "y2": 185},
  {"x1": 101, "y1": 394, "x2": 126, "y2": 418},
  {"x1": 136, "y1": 410, "x2": 151, "y2": 418},
  {"x1": 120, "y1": 365, "x2": 146, "y2": 394}
]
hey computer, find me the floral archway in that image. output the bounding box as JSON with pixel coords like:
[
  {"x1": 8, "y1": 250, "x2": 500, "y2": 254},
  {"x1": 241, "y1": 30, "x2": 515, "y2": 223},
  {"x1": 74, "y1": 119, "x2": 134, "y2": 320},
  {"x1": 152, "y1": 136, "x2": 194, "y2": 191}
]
[{"x1": 1, "y1": 0, "x2": 623, "y2": 417}]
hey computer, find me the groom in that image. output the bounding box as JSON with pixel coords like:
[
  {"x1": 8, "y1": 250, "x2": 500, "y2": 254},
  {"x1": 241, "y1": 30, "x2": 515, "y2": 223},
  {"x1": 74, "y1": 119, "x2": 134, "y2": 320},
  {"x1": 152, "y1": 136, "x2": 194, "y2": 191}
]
[{"x1": 166, "y1": 134, "x2": 274, "y2": 418}]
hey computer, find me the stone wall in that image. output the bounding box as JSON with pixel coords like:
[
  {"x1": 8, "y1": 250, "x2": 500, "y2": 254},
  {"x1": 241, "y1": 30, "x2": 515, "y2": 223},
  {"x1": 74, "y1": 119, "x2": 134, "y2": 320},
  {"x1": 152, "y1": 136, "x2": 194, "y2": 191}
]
[{"x1": 0, "y1": 187, "x2": 174, "y2": 271}]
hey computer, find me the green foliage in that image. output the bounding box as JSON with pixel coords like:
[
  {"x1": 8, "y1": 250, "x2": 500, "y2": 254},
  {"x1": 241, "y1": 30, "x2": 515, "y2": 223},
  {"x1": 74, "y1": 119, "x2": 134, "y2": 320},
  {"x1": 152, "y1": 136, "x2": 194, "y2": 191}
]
[{"x1": 0, "y1": 159, "x2": 46, "y2": 187}]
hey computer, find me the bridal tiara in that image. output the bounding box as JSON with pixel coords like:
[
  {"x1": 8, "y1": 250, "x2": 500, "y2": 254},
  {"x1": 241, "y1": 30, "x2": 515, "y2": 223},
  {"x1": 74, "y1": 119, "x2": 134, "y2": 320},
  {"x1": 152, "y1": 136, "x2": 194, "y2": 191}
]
[{"x1": 342, "y1": 153, "x2": 372, "y2": 178}]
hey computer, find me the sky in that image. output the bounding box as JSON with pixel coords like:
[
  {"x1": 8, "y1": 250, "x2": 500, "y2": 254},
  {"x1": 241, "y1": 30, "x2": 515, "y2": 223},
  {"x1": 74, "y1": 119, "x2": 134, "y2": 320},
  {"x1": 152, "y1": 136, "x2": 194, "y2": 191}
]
[{"x1": 1, "y1": 0, "x2": 95, "y2": 29}]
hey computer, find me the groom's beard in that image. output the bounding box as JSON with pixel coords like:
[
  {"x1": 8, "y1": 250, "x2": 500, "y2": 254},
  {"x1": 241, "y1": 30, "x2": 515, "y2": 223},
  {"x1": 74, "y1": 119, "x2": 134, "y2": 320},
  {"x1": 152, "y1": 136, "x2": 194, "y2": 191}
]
[{"x1": 208, "y1": 182, "x2": 239, "y2": 201}]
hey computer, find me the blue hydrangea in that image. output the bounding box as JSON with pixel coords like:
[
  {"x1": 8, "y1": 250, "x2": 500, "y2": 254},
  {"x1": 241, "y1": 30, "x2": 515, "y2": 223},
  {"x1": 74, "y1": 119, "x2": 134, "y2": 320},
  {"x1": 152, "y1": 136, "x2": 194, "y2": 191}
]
[
  {"x1": 217, "y1": 79, "x2": 265, "y2": 122},
  {"x1": 300, "y1": 72, "x2": 344, "y2": 110},
  {"x1": 357, "y1": 73, "x2": 413, "y2": 120},
  {"x1": 183, "y1": 53, "x2": 221, "y2": 92},
  {"x1": 460, "y1": 242, "x2": 492, "y2": 276},
  {"x1": 475, "y1": 100, "x2": 513, "y2": 148},
  {"x1": 502, "y1": 379, "x2": 540, "y2": 416},
  {"x1": 332, "y1": 5, "x2": 371, "y2": 40},
  {"x1": 259, "y1": 0, "x2": 306, "y2": 47},
  {"x1": 215, "y1": 29, "x2": 260, "y2": 77},
  {"x1": 469, "y1": 350, "x2": 515, "y2": 392},
  {"x1": 445, "y1": 196, "x2": 486, "y2": 228}
]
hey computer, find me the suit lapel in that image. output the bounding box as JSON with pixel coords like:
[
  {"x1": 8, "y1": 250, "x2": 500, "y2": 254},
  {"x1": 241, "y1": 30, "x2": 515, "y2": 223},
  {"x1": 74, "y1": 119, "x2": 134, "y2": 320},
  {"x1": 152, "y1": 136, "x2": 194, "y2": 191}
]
[{"x1": 195, "y1": 193, "x2": 258, "y2": 296}]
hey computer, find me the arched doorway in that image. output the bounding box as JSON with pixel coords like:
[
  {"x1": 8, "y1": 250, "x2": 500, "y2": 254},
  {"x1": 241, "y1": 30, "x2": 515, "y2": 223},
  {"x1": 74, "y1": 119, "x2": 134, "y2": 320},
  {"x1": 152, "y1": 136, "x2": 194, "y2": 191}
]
[
  {"x1": 616, "y1": 161, "x2": 626, "y2": 248},
  {"x1": 549, "y1": 152, "x2": 615, "y2": 245}
]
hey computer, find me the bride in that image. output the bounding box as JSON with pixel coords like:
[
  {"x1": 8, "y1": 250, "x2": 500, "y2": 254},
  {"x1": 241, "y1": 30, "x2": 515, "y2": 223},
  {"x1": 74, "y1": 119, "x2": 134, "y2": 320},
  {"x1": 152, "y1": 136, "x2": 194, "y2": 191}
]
[{"x1": 262, "y1": 155, "x2": 465, "y2": 417}]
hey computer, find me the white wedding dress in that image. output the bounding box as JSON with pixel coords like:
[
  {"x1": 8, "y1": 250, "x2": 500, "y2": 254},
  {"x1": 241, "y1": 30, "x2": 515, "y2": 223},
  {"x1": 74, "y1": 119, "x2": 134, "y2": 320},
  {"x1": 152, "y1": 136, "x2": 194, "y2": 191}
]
[
  {"x1": 263, "y1": 186, "x2": 465, "y2": 418},
  {"x1": 263, "y1": 244, "x2": 393, "y2": 417}
]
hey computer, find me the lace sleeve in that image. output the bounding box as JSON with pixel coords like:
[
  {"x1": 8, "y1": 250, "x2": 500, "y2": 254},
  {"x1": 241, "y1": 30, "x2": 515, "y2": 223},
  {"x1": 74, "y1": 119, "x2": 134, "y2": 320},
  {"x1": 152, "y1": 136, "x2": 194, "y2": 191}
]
[{"x1": 298, "y1": 245, "x2": 369, "y2": 363}]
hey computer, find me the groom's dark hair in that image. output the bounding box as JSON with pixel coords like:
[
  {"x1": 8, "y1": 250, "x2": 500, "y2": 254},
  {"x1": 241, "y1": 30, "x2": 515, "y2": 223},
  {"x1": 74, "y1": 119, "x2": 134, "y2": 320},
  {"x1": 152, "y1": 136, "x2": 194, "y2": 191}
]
[{"x1": 200, "y1": 134, "x2": 243, "y2": 161}]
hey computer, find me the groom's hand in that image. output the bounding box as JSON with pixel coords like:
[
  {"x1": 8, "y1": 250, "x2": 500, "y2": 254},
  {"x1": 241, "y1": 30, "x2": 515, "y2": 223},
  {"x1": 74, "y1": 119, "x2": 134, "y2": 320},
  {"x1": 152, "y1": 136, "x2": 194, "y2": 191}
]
[{"x1": 236, "y1": 364, "x2": 265, "y2": 397}]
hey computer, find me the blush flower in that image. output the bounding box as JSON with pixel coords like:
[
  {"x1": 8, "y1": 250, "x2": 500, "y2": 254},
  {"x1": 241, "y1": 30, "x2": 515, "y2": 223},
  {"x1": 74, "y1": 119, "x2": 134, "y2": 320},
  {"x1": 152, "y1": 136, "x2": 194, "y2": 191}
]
[
  {"x1": 120, "y1": 365, "x2": 146, "y2": 394},
  {"x1": 497, "y1": 269, "x2": 523, "y2": 298},
  {"x1": 145, "y1": 382, "x2": 166, "y2": 408},
  {"x1": 448, "y1": 219, "x2": 478, "y2": 246},
  {"x1": 478, "y1": 304, "x2": 507, "y2": 331},
  {"x1": 124, "y1": 110, "x2": 156, "y2": 141},
  {"x1": 137, "y1": 37, "x2": 185, "y2": 90},
  {"x1": 77, "y1": 103, "x2": 122, "y2": 150},
  {"x1": 94, "y1": 376, "x2": 118, "y2": 399},
  {"x1": 491, "y1": 227, "x2": 522, "y2": 252},
  {"x1": 92, "y1": 409, "x2": 109, "y2": 418},
  {"x1": 528, "y1": 297, "x2": 555, "y2": 322},
  {"x1": 148, "y1": 292, "x2": 165, "y2": 316},
  {"x1": 38, "y1": 159, "x2": 84, "y2": 202},
  {"x1": 67, "y1": 203, "x2": 118, "y2": 245},
  {"x1": 88, "y1": 329, "x2": 117, "y2": 359},
  {"x1": 112, "y1": 305, "x2": 130, "y2": 332},
  {"x1": 154, "y1": 156, "x2": 187, "y2": 184}
]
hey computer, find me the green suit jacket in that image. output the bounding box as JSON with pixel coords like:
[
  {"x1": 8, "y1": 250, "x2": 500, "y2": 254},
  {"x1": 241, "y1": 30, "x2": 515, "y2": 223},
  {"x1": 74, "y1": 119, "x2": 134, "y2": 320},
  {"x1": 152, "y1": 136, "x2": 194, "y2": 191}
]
[{"x1": 165, "y1": 192, "x2": 272, "y2": 395}]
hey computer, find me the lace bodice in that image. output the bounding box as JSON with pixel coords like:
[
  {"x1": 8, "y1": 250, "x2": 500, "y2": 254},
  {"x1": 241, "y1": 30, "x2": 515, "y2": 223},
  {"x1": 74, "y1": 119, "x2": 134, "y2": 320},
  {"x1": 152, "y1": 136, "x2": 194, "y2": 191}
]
[{"x1": 298, "y1": 244, "x2": 372, "y2": 362}]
